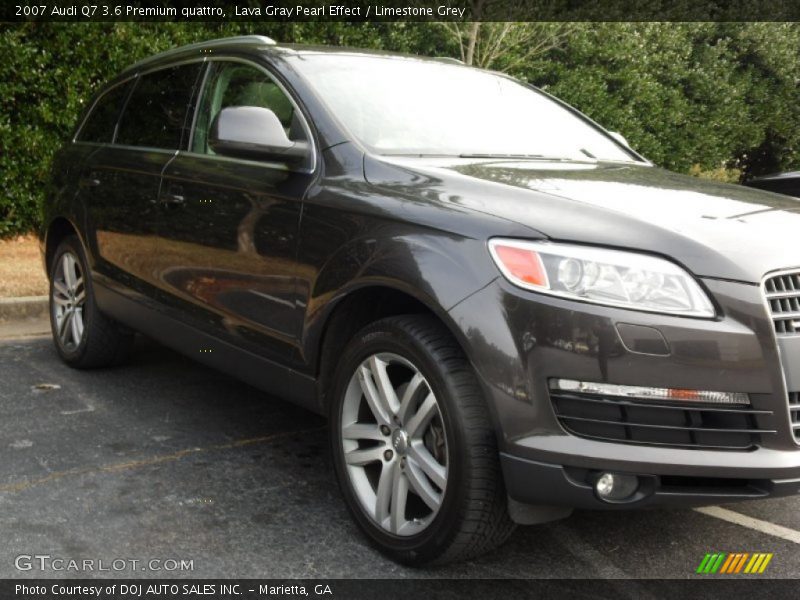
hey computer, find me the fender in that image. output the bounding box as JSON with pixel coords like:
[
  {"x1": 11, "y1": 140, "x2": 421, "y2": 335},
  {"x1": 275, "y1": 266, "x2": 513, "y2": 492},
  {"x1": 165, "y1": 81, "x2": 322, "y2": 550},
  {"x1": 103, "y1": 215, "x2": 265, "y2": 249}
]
[{"x1": 299, "y1": 230, "x2": 495, "y2": 370}]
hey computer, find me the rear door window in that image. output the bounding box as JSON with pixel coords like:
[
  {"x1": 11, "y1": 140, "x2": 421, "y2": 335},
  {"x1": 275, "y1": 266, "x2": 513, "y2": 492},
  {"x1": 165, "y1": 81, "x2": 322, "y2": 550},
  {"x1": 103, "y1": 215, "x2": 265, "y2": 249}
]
[
  {"x1": 116, "y1": 63, "x2": 203, "y2": 150},
  {"x1": 76, "y1": 82, "x2": 131, "y2": 143}
]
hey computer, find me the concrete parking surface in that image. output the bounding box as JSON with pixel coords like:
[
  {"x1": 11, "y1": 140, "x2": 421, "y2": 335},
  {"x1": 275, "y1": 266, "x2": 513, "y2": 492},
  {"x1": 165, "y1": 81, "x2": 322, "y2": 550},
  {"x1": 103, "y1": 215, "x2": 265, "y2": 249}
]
[{"x1": 1, "y1": 334, "x2": 799, "y2": 579}]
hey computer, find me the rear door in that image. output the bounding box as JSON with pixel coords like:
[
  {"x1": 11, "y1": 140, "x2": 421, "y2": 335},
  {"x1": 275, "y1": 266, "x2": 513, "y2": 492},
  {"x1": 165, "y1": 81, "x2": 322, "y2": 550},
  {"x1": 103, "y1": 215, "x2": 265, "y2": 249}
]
[
  {"x1": 155, "y1": 59, "x2": 316, "y2": 365},
  {"x1": 73, "y1": 79, "x2": 132, "y2": 262},
  {"x1": 84, "y1": 62, "x2": 204, "y2": 297}
]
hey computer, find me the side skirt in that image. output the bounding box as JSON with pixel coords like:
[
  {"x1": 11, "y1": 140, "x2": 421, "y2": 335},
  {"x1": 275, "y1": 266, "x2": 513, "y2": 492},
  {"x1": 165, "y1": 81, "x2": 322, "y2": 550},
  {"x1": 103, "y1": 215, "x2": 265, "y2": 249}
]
[{"x1": 93, "y1": 280, "x2": 322, "y2": 414}]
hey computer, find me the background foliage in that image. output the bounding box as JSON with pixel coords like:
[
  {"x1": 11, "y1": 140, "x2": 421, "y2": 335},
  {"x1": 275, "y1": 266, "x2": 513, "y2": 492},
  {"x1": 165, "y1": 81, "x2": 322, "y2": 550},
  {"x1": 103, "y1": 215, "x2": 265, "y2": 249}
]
[{"x1": 1, "y1": 21, "x2": 798, "y2": 237}]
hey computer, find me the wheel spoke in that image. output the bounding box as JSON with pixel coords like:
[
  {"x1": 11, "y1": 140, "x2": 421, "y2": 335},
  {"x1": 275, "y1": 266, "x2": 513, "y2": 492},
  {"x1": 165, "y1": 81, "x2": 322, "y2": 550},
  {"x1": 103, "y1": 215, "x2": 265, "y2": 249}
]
[
  {"x1": 405, "y1": 458, "x2": 442, "y2": 511},
  {"x1": 390, "y1": 467, "x2": 409, "y2": 534},
  {"x1": 71, "y1": 309, "x2": 84, "y2": 343},
  {"x1": 398, "y1": 372, "x2": 425, "y2": 424},
  {"x1": 74, "y1": 289, "x2": 86, "y2": 306},
  {"x1": 344, "y1": 445, "x2": 385, "y2": 466},
  {"x1": 408, "y1": 443, "x2": 447, "y2": 490},
  {"x1": 53, "y1": 280, "x2": 70, "y2": 298},
  {"x1": 405, "y1": 393, "x2": 437, "y2": 439},
  {"x1": 52, "y1": 294, "x2": 70, "y2": 307},
  {"x1": 375, "y1": 460, "x2": 395, "y2": 524},
  {"x1": 358, "y1": 365, "x2": 392, "y2": 426},
  {"x1": 62, "y1": 254, "x2": 77, "y2": 290},
  {"x1": 342, "y1": 423, "x2": 386, "y2": 442},
  {"x1": 58, "y1": 310, "x2": 73, "y2": 344},
  {"x1": 369, "y1": 356, "x2": 400, "y2": 415}
]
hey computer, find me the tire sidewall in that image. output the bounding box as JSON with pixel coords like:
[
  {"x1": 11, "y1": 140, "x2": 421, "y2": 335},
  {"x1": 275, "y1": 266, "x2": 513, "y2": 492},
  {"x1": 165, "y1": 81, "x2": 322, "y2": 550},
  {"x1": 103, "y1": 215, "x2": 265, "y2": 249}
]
[{"x1": 329, "y1": 319, "x2": 472, "y2": 564}]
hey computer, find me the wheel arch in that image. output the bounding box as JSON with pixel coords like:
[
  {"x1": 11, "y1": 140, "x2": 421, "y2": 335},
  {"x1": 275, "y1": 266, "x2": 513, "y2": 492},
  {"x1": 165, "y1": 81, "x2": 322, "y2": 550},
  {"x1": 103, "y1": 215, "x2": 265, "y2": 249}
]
[
  {"x1": 43, "y1": 216, "x2": 84, "y2": 274},
  {"x1": 312, "y1": 282, "x2": 476, "y2": 413}
]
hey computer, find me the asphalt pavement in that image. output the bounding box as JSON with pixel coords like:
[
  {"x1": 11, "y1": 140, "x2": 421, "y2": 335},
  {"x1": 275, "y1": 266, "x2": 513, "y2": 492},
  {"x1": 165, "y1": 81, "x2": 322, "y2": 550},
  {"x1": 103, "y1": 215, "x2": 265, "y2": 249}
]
[{"x1": 1, "y1": 334, "x2": 799, "y2": 580}]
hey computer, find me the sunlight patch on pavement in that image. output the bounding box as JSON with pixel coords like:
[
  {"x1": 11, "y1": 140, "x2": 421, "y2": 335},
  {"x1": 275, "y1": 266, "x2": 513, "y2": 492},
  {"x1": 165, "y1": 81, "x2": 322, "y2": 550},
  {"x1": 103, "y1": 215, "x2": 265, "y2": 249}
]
[{"x1": 694, "y1": 505, "x2": 800, "y2": 545}]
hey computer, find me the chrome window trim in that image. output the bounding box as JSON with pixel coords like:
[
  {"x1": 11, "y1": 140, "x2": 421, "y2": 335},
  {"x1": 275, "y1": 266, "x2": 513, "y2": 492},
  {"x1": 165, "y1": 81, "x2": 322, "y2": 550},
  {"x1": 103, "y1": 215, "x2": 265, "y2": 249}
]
[
  {"x1": 95, "y1": 144, "x2": 179, "y2": 156},
  {"x1": 170, "y1": 149, "x2": 292, "y2": 173}
]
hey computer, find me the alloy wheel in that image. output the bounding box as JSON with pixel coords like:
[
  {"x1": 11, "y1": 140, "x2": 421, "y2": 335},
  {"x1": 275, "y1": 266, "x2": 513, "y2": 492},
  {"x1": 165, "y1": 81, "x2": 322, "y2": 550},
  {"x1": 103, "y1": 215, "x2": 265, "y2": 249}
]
[
  {"x1": 341, "y1": 352, "x2": 448, "y2": 537},
  {"x1": 52, "y1": 251, "x2": 87, "y2": 351}
]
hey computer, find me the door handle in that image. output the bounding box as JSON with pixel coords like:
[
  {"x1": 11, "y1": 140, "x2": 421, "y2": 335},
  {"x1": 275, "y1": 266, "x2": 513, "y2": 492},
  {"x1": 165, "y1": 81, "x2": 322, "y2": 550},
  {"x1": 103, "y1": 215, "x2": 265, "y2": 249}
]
[
  {"x1": 79, "y1": 175, "x2": 101, "y2": 188},
  {"x1": 160, "y1": 193, "x2": 185, "y2": 205},
  {"x1": 159, "y1": 186, "x2": 185, "y2": 207}
]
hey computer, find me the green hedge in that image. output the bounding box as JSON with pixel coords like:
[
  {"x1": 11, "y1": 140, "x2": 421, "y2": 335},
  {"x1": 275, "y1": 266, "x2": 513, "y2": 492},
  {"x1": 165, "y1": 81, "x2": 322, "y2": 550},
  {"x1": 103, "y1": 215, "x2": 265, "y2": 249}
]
[{"x1": 1, "y1": 22, "x2": 798, "y2": 238}]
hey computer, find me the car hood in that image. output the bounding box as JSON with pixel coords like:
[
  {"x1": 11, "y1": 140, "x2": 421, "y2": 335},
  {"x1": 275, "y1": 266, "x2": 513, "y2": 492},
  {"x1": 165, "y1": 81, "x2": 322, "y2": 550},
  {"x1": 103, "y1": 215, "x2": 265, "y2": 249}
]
[{"x1": 365, "y1": 156, "x2": 800, "y2": 283}]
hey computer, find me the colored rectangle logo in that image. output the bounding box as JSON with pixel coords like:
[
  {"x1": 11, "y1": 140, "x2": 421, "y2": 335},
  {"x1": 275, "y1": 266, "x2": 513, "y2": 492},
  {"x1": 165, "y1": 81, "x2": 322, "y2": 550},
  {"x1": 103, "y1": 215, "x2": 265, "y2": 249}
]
[{"x1": 696, "y1": 552, "x2": 773, "y2": 574}]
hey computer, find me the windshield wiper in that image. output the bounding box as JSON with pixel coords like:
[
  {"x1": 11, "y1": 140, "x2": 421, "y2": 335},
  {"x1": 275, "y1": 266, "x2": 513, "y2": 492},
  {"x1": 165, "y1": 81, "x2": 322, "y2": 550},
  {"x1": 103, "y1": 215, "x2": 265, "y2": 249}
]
[
  {"x1": 380, "y1": 153, "x2": 459, "y2": 158},
  {"x1": 458, "y1": 153, "x2": 587, "y2": 161},
  {"x1": 381, "y1": 152, "x2": 610, "y2": 163}
]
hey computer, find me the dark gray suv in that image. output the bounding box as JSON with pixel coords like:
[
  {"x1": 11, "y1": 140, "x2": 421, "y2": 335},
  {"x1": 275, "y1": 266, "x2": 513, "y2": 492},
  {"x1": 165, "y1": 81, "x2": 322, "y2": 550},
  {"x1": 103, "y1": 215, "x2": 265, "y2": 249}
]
[{"x1": 41, "y1": 36, "x2": 800, "y2": 565}]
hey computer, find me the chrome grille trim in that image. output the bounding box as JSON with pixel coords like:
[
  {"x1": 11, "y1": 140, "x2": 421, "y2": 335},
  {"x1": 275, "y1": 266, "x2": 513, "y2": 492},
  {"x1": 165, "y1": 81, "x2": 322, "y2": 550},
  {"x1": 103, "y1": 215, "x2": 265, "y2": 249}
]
[
  {"x1": 761, "y1": 268, "x2": 800, "y2": 444},
  {"x1": 789, "y1": 393, "x2": 800, "y2": 439},
  {"x1": 764, "y1": 270, "x2": 800, "y2": 335}
]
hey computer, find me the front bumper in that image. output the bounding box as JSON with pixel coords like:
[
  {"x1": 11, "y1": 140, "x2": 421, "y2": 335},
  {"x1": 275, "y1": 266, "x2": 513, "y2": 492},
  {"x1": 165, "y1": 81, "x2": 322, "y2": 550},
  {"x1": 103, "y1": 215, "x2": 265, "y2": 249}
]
[
  {"x1": 501, "y1": 453, "x2": 800, "y2": 509},
  {"x1": 447, "y1": 275, "x2": 800, "y2": 507}
]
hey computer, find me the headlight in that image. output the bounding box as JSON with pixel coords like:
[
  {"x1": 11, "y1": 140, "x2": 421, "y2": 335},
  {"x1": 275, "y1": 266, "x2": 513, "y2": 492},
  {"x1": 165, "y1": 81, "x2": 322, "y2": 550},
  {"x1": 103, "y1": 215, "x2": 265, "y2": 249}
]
[{"x1": 488, "y1": 239, "x2": 715, "y2": 317}]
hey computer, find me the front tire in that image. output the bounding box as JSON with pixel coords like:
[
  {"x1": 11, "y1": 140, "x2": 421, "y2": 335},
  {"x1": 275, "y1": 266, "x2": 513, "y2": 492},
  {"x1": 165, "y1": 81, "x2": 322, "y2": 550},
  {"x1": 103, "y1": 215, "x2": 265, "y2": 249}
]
[
  {"x1": 330, "y1": 315, "x2": 515, "y2": 565},
  {"x1": 49, "y1": 235, "x2": 133, "y2": 368}
]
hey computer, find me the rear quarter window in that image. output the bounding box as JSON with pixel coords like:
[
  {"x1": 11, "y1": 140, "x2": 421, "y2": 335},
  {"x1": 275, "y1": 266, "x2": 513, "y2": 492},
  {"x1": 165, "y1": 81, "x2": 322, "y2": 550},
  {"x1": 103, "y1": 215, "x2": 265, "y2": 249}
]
[{"x1": 75, "y1": 82, "x2": 131, "y2": 143}]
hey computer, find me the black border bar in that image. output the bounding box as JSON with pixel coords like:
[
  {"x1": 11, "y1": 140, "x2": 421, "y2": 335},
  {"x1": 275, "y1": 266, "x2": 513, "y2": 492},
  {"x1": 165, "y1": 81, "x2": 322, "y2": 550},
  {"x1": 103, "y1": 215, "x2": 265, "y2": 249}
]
[
  {"x1": 4, "y1": 579, "x2": 800, "y2": 600},
  {"x1": 3, "y1": 0, "x2": 800, "y2": 22}
]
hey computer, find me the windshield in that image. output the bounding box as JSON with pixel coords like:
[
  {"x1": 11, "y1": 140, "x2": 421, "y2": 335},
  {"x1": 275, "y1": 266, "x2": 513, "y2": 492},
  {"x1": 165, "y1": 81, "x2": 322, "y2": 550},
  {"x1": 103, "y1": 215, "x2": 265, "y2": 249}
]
[{"x1": 289, "y1": 54, "x2": 640, "y2": 162}]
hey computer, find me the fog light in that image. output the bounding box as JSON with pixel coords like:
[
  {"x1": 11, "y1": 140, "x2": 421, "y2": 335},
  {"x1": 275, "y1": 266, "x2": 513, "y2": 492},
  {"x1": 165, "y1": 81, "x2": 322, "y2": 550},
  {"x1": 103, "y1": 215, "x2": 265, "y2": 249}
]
[{"x1": 595, "y1": 472, "x2": 639, "y2": 501}]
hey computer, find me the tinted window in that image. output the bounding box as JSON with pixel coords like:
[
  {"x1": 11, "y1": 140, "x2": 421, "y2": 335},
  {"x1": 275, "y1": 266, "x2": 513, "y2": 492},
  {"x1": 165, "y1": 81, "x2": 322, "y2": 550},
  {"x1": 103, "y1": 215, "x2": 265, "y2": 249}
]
[
  {"x1": 116, "y1": 63, "x2": 203, "y2": 150},
  {"x1": 76, "y1": 82, "x2": 130, "y2": 143},
  {"x1": 192, "y1": 62, "x2": 298, "y2": 154}
]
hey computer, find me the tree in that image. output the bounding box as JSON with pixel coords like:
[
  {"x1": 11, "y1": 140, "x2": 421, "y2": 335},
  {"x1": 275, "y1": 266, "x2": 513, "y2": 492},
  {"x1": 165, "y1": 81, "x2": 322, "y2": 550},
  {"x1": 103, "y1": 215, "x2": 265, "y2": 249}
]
[{"x1": 440, "y1": 19, "x2": 574, "y2": 71}]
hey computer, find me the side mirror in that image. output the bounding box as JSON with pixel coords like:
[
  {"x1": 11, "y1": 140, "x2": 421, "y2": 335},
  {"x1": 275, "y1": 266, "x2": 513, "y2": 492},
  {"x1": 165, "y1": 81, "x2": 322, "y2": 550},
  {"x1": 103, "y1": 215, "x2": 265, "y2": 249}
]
[
  {"x1": 208, "y1": 106, "x2": 309, "y2": 163},
  {"x1": 608, "y1": 131, "x2": 630, "y2": 148}
]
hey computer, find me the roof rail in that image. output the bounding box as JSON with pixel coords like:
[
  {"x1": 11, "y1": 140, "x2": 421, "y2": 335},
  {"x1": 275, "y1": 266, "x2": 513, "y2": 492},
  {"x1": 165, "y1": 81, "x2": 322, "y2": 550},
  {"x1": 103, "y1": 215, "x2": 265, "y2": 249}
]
[
  {"x1": 434, "y1": 56, "x2": 465, "y2": 65},
  {"x1": 125, "y1": 35, "x2": 277, "y2": 73}
]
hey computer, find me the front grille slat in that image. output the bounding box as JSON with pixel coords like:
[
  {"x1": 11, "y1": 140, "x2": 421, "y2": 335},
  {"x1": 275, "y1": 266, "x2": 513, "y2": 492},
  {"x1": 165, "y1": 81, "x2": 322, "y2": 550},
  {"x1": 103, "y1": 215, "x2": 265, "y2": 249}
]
[
  {"x1": 551, "y1": 390, "x2": 771, "y2": 450},
  {"x1": 557, "y1": 414, "x2": 776, "y2": 435},
  {"x1": 764, "y1": 271, "x2": 800, "y2": 336}
]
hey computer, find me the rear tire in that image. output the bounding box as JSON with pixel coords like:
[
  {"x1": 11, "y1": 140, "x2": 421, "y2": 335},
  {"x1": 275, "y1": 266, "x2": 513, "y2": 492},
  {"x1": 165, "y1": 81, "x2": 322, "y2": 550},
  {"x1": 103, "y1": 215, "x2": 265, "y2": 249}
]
[
  {"x1": 330, "y1": 314, "x2": 515, "y2": 565},
  {"x1": 49, "y1": 235, "x2": 133, "y2": 368}
]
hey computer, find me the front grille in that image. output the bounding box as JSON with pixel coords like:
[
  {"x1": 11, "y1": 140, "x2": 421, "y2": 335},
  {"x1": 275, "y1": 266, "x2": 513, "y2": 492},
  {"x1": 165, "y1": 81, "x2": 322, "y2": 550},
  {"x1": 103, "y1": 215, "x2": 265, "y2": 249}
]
[
  {"x1": 763, "y1": 270, "x2": 800, "y2": 443},
  {"x1": 550, "y1": 389, "x2": 774, "y2": 450},
  {"x1": 764, "y1": 271, "x2": 800, "y2": 335},
  {"x1": 789, "y1": 393, "x2": 800, "y2": 441}
]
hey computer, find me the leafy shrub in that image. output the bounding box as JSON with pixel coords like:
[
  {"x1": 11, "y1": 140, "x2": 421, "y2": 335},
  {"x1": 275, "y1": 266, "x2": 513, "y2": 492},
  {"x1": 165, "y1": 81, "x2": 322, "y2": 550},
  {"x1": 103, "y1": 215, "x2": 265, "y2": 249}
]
[{"x1": 688, "y1": 164, "x2": 743, "y2": 184}]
